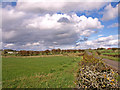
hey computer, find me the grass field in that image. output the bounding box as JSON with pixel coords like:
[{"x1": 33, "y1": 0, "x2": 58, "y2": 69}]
[
  {"x1": 95, "y1": 50, "x2": 120, "y2": 61},
  {"x1": 102, "y1": 52, "x2": 119, "y2": 55},
  {"x1": 100, "y1": 55, "x2": 120, "y2": 62},
  {"x1": 2, "y1": 56, "x2": 82, "y2": 88}
]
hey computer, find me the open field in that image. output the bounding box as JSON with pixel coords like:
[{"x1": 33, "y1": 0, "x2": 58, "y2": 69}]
[
  {"x1": 2, "y1": 56, "x2": 82, "y2": 88},
  {"x1": 95, "y1": 50, "x2": 120, "y2": 62},
  {"x1": 102, "y1": 52, "x2": 119, "y2": 55},
  {"x1": 2, "y1": 49, "x2": 120, "y2": 88}
]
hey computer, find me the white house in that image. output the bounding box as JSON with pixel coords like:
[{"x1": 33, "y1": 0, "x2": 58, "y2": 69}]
[{"x1": 7, "y1": 52, "x2": 14, "y2": 54}]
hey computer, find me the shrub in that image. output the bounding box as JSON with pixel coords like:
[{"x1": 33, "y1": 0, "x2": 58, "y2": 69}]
[{"x1": 75, "y1": 51, "x2": 118, "y2": 89}]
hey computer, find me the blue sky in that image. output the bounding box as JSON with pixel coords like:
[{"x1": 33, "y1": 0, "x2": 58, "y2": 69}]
[{"x1": 1, "y1": 1, "x2": 119, "y2": 50}]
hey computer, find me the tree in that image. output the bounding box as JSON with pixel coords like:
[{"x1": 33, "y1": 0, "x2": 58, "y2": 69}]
[{"x1": 45, "y1": 50, "x2": 50, "y2": 55}]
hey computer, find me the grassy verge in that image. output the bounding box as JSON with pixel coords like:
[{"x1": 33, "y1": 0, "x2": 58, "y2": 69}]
[
  {"x1": 2, "y1": 56, "x2": 82, "y2": 88},
  {"x1": 100, "y1": 55, "x2": 120, "y2": 62},
  {"x1": 102, "y1": 53, "x2": 119, "y2": 55}
]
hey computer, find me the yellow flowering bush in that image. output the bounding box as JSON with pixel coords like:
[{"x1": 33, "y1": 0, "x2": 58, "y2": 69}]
[{"x1": 75, "y1": 51, "x2": 118, "y2": 89}]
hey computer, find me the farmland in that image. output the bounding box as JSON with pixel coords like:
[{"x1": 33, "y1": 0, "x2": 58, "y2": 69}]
[
  {"x1": 95, "y1": 49, "x2": 120, "y2": 61},
  {"x1": 100, "y1": 55, "x2": 120, "y2": 62},
  {"x1": 1, "y1": 48, "x2": 120, "y2": 88},
  {"x1": 2, "y1": 55, "x2": 82, "y2": 88}
]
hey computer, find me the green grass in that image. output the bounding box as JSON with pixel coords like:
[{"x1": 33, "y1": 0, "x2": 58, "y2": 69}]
[
  {"x1": 97, "y1": 50, "x2": 114, "y2": 53},
  {"x1": 102, "y1": 52, "x2": 119, "y2": 55},
  {"x1": 2, "y1": 56, "x2": 82, "y2": 88},
  {"x1": 100, "y1": 55, "x2": 120, "y2": 62},
  {"x1": 0, "y1": 57, "x2": 2, "y2": 90}
]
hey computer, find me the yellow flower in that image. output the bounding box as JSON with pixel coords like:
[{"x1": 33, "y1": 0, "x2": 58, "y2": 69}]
[
  {"x1": 81, "y1": 71, "x2": 82, "y2": 73},
  {"x1": 103, "y1": 85, "x2": 105, "y2": 87},
  {"x1": 110, "y1": 83, "x2": 113, "y2": 85},
  {"x1": 104, "y1": 75, "x2": 106, "y2": 78},
  {"x1": 107, "y1": 77, "x2": 109, "y2": 80},
  {"x1": 112, "y1": 72, "x2": 114, "y2": 74},
  {"x1": 111, "y1": 79, "x2": 114, "y2": 81}
]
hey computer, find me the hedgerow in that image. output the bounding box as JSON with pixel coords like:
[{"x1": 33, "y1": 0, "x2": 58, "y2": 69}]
[{"x1": 75, "y1": 51, "x2": 118, "y2": 89}]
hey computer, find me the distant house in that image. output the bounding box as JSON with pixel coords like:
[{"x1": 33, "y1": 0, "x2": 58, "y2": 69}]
[
  {"x1": 107, "y1": 48, "x2": 111, "y2": 50},
  {"x1": 7, "y1": 52, "x2": 14, "y2": 54}
]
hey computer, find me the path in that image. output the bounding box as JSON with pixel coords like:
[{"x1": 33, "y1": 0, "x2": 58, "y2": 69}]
[{"x1": 102, "y1": 58, "x2": 120, "y2": 73}]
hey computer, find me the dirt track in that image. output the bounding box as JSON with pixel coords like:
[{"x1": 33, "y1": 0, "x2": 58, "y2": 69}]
[{"x1": 102, "y1": 58, "x2": 120, "y2": 73}]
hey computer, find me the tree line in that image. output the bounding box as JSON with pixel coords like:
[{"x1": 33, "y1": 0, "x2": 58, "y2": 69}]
[
  {"x1": 2, "y1": 48, "x2": 119, "y2": 56},
  {"x1": 2, "y1": 49, "x2": 85, "y2": 56}
]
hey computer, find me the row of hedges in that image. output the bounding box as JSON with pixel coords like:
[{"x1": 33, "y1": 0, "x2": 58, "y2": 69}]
[
  {"x1": 2, "y1": 49, "x2": 85, "y2": 56},
  {"x1": 103, "y1": 54, "x2": 120, "y2": 58},
  {"x1": 75, "y1": 51, "x2": 119, "y2": 89}
]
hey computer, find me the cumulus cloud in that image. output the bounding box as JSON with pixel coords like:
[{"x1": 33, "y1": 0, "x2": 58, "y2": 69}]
[
  {"x1": 24, "y1": 14, "x2": 103, "y2": 42},
  {"x1": 4, "y1": 1, "x2": 119, "y2": 50},
  {"x1": 0, "y1": 42, "x2": 2, "y2": 49},
  {"x1": 3, "y1": 30, "x2": 17, "y2": 40},
  {"x1": 101, "y1": 4, "x2": 118, "y2": 21},
  {"x1": 0, "y1": 28, "x2": 2, "y2": 49},
  {"x1": 107, "y1": 23, "x2": 119, "y2": 28},
  {"x1": 58, "y1": 17, "x2": 70, "y2": 23},
  {"x1": 76, "y1": 35, "x2": 118, "y2": 49},
  {"x1": 16, "y1": 1, "x2": 107, "y2": 14},
  {"x1": 2, "y1": 6, "x2": 104, "y2": 50},
  {"x1": 4, "y1": 43, "x2": 14, "y2": 48},
  {"x1": 2, "y1": 7, "x2": 25, "y2": 24},
  {"x1": 98, "y1": 35, "x2": 103, "y2": 37}
]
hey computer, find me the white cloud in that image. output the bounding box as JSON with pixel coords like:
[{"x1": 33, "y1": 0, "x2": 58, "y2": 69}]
[
  {"x1": 21, "y1": 41, "x2": 46, "y2": 51},
  {"x1": 0, "y1": 42, "x2": 2, "y2": 49},
  {"x1": 80, "y1": 30, "x2": 95, "y2": 37},
  {"x1": 32, "y1": 42, "x2": 40, "y2": 46},
  {"x1": 76, "y1": 35, "x2": 118, "y2": 49},
  {"x1": 97, "y1": 35, "x2": 114, "y2": 41},
  {"x1": 24, "y1": 43, "x2": 32, "y2": 47},
  {"x1": 98, "y1": 35, "x2": 103, "y2": 37},
  {"x1": 74, "y1": 15, "x2": 104, "y2": 30},
  {"x1": 25, "y1": 14, "x2": 70, "y2": 30},
  {"x1": 5, "y1": 43, "x2": 14, "y2": 48},
  {"x1": 23, "y1": 42, "x2": 40, "y2": 47},
  {"x1": 14, "y1": 0, "x2": 113, "y2": 2},
  {"x1": 2, "y1": 2, "x2": 110, "y2": 50},
  {"x1": 2, "y1": 12, "x2": 104, "y2": 50},
  {"x1": 0, "y1": 28, "x2": 2, "y2": 39},
  {"x1": 16, "y1": 1, "x2": 107, "y2": 14},
  {"x1": 109, "y1": 39, "x2": 118, "y2": 45},
  {"x1": 107, "y1": 23, "x2": 118, "y2": 28},
  {"x1": 2, "y1": 8, "x2": 25, "y2": 24},
  {"x1": 3, "y1": 30, "x2": 16, "y2": 40},
  {"x1": 2, "y1": 7, "x2": 26, "y2": 36},
  {"x1": 25, "y1": 13, "x2": 103, "y2": 37},
  {"x1": 101, "y1": 4, "x2": 118, "y2": 21}
]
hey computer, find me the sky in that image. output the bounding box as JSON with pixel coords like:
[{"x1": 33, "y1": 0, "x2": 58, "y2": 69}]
[{"x1": 1, "y1": 0, "x2": 120, "y2": 51}]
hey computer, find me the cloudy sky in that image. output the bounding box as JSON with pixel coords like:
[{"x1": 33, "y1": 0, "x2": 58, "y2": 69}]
[{"x1": 1, "y1": 0, "x2": 119, "y2": 51}]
